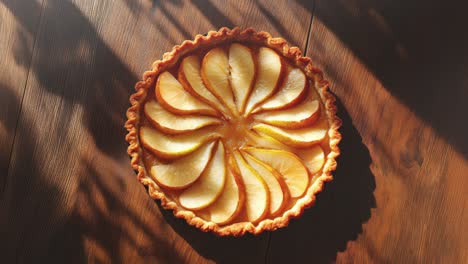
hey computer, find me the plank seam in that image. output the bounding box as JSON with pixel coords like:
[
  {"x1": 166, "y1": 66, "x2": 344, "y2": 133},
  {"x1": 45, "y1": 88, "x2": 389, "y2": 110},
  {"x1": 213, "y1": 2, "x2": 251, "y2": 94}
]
[
  {"x1": 303, "y1": 1, "x2": 316, "y2": 55},
  {"x1": 3, "y1": 0, "x2": 46, "y2": 193}
]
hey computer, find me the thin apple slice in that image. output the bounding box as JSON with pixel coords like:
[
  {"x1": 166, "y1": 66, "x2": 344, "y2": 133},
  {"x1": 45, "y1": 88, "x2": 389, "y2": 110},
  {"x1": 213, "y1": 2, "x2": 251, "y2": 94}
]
[
  {"x1": 179, "y1": 55, "x2": 225, "y2": 112},
  {"x1": 232, "y1": 151, "x2": 269, "y2": 223},
  {"x1": 150, "y1": 141, "x2": 216, "y2": 189},
  {"x1": 179, "y1": 142, "x2": 226, "y2": 210},
  {"x1": 246, "y1": 131, "x2": 324, "y2": 176},
  {"x1": 229, "y1": 43, "x2": 255, "y2": 113},
  {"x1": 252, "y1": 118, "x2": 328, "y2": 148},
  {"x1": 206, "y1": 164, "x2": 244, "y2": 225},
  {"x1": 297, "y1": 145, "x2": 325, "y2": 175},
  {"x1": 243, "y1": 148, "x2": 309, "y2": 198},
  {"x1": 201, "y1": 48, "x2": 237, "y2": 114},
  {"x1": 140, "y1": 126, "x2": 219, "y2": 159},
  {"x1": 242, "y1": 151, "x2": 289, "y2": 216},
  {"x1": 244, "y1": 47, "x2": 283, "y2": 115},
  {"x1": 245, "y1": 130, "x2": 290, "y2": 150},
  {"x1": 144, "y1": 100, "x2": 221, "y2": 134},
  {"x1": 156, "y1": 71, "x2": 217, "y2": 116},
  {"x1": 254, "y1": 67, "x2": 307, "y2": 112},
  {"x1": 255, "y1": 100, "x2": 320, "y2": 129}
]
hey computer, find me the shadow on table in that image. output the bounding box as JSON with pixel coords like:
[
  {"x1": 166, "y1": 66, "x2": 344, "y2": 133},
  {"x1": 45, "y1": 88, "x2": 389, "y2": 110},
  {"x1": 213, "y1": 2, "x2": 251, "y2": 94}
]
[
  {"x1": 161, "y1": 99, "x2": 376, "y2": 264},
  {"x1": 0, "y1": 82, "x2": 71, "y2": 263},
  {"x1": 47, "y1": 158, "x2": 186, "y2": 264},
  {"x1": 266, "y1": 99, "x2": 376, "y2": 264},
  {"x1": 0, "y1": 83, "x2": 21, "y2": 189},
  {"x1": 305, "y1": 0, "x2": 468, "y2": 158},
  {"x1": 0, "y1": 0, "x2": 138, "y2": 263}
]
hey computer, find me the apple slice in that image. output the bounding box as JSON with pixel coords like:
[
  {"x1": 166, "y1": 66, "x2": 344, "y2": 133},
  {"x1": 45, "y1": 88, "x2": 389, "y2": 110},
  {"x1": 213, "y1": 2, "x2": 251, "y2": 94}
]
[
  {"x1": 144, "y1": 100, "x2": 221, "y2": 134},
  {"x1": 255, "y1": 100, "x2": 320, "y2": 129},
  {"x1": 179, "y1": 142, "x2": 226, "y2": 210},
  {"x1": 252, "y1": 118, "x2": 328, "y2": 148},
  {"x1": 297, "y1": 145, "x2": 325, "y2": 175},
  {"x1": 156, "y1": 71, "x2": 217, "y2": 116},
  {"x1": 140, "y1": 126, "x2": 219, "y2": 159},
  {"x1": 245, "y1": 130, "x2": 290, "y2": 151},
  {"x1": 150, "y1": 141, "x2": 216, "y2": 189},
  {"x1": 201, "y1": 48, "x2": 237, "y2": 114},
  {"x1": 206, "y1": 163, "x2": 244, "y2": 225},
  {"x1": 242, "y1": 151, "x2": 289, "y2": 216},
  {"x1": 244, "y1": 47, "x2": 283, "y2": 115},
  {"x1": 179, "y1": 55, "x2": 225, "y2": 112},
  {"x1": 232, "y1": 151, "x2": 269, "y2": 223},
  {"x1": 229, "y1": 43, "x2": 255, "y2": 113},
  {"x1": 254, "y1": 67, "x2": 307, "y2": 112},
  {"x1": 243, "y1": 148, "x2": 309, "y2": 198}
]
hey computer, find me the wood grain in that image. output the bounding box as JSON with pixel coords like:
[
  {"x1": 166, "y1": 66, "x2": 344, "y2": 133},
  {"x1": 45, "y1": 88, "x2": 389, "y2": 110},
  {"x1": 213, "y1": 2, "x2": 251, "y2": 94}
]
[
  {"x1": 2, "y1": 0, "x2": 466, "y2": 263},
  {"x1": 267, "y1": 0, "x2": 468, "y2": 263},
  {"x1": 0, "y1": 0, "x2": 313, "y2": 263},
  {"x1": 0, "y1": 0, "x2": 43, "y2": 192}
]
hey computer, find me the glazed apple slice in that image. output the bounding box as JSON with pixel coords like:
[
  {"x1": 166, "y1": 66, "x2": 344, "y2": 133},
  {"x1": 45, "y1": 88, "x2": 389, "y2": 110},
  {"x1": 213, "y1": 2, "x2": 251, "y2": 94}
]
[
  {"x1": 252, "y1": 118, "x2": 328, "y2": 148},
  {"x1": 207, "y1": 162, "x2": 244, "y2": 225},
  {"x1": 150, "y1": 141, "x2": 216, "y2": 189},
  {"x1": 140, "y1": 126, "x2": 219, "y2": 159},
  {"x1": 144, "y1": 100, "x2": 221, "y2": 134},
  {"x1": 243, "y1": 148, "x2": 309, "y2": 198},
  {"x1": 242, "y1": 151, "x2": 289, "y2": 216},
  {"x1": 179, "y1": 142, "x2": 226, "y2": 210},
  {"x1": 248, "y1": 131, "x2": 325, "y2": 177},
  {"x1": 254, "y1": 67, "x2": 307, "y2": 113},
  {"x1": 243, "y1": 47, "x2": 282, "y2": 114},
  {"x1": 245, "y1": 130, "x2": 290, "y2": 151},
  {"x1": 255, "y1": 100, "x2": 320, "y2": 129},
  {"x1": 244, "y1": 47, "x2": 283, "y2": 115},
  {"x1": 232, "y1": 151, "x2": 269, "y2": 223},
  {"x1": 229, "y1": 43, "x2": 255, "y2": 113},
  {"x1": 179, "y1": 55, "x2": 225, "y2": 113},
  {"x1": 156, "y1": 71, "x2": 217, "y2": 116},
  {"x1": 297, "y1": 145, "x2": 325, "y2": 175},
  {"x1": 201, "y1": 48, "x2": 237, "y2": 114}
]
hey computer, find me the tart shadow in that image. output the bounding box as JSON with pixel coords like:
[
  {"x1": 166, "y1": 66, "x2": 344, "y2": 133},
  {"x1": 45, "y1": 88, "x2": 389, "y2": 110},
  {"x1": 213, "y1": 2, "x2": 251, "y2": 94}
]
[{"x1": 266, "y1": 98, "x2": 376, "y2": 263}]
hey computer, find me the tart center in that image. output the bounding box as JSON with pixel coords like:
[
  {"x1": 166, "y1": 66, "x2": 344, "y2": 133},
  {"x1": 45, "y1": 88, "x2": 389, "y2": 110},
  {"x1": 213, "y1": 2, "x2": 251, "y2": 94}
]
[{"x1": 219, "y1": 115, "x2": 253, "y2": 151}]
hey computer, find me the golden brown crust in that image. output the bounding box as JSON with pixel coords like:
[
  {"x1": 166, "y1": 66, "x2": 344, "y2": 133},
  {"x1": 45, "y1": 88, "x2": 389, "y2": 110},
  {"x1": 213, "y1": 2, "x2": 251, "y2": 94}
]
[{"x1": 125, "y1": 27, "x2": 342, "y2": 236}]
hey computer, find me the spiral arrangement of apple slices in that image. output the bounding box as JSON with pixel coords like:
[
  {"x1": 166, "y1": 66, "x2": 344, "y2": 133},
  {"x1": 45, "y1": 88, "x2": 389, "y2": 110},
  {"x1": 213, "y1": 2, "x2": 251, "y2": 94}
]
[{"x1": 140, "y1": 43, "x2": 328, "y2": 225}]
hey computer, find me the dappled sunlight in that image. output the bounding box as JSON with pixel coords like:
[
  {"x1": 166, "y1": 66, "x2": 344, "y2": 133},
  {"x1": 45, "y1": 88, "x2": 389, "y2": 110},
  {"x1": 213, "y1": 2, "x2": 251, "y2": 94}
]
[{"x1": 70, "y1": 151, "x2": 188, "y2": 263}]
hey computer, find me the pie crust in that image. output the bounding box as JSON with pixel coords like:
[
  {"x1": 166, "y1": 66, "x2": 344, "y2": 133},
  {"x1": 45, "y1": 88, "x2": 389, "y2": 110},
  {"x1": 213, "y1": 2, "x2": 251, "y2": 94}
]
[{"x1": 125, "y1": 27, "x2": 342, "y2": 236}]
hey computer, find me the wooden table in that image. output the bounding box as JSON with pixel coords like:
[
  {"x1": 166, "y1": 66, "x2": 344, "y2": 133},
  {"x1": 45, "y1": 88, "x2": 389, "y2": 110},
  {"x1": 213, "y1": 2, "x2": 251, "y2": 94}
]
[{"x1": 1, "y1": 0, "x2": 467, "y2": 263}]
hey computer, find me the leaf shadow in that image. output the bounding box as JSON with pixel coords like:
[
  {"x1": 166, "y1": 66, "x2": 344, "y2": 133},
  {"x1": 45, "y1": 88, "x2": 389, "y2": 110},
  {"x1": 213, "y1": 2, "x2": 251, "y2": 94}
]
[
  {"x1": 0, "y1": 84, "x2": 73, "y2": 263},
  {"x1": 191, "y1": 0, "x2": 235, "y2": 29}
]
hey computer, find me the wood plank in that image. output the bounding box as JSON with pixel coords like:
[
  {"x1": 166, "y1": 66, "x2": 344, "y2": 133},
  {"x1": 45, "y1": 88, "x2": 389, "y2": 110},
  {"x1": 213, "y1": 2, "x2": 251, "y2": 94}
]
[
  {"x1": 0, "y1": 0, "x2": 44, "y2": 192},
  {"x1": 268, "y1": 0, "x2": 468, "y2": 263},
  {"x1": 1, "y1": 0, "x2": 314, "y2": 263}
]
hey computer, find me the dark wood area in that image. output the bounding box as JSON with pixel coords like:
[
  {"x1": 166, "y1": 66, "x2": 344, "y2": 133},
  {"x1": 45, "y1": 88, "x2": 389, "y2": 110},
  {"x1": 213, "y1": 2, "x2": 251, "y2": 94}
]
[{"x1": 0, "y1": 0, "x2": 466, "y2": 263}]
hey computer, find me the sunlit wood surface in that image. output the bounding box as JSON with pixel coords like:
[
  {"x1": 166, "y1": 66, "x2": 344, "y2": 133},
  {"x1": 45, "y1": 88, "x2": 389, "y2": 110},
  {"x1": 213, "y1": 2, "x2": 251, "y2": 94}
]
[{"x1": 1, "y1": 0, "x2": 466, "y2": 263}]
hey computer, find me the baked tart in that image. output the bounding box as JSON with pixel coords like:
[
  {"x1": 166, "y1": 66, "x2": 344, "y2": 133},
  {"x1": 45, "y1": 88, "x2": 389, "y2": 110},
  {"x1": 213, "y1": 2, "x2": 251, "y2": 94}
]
[{"x1": 126, "y1": 28, "x2": 341, "y2": 236}]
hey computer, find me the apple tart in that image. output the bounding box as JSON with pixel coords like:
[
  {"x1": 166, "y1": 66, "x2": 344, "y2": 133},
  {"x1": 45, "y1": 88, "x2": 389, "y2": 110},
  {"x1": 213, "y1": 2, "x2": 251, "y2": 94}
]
[{"x1": 126, "y1": 28, "x2": 341, "y2": 236}]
